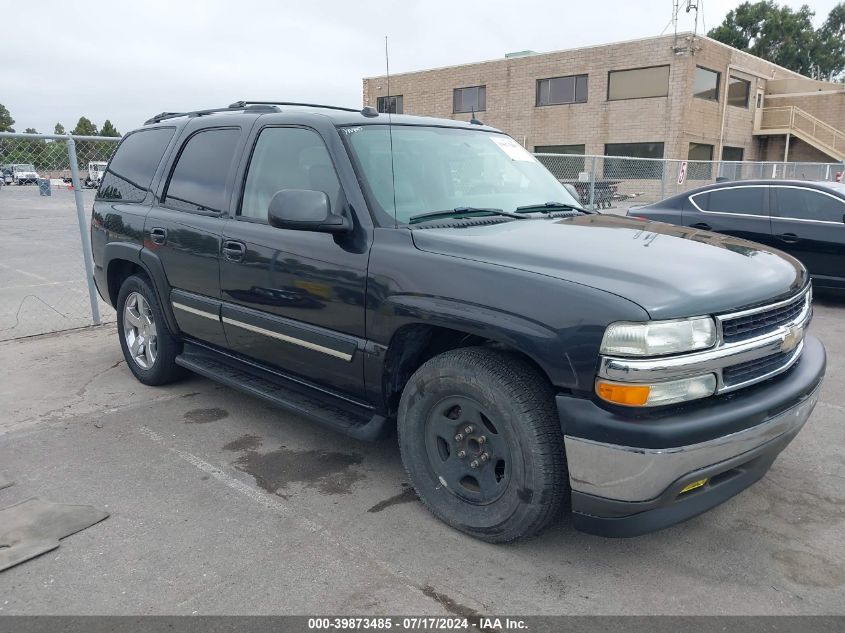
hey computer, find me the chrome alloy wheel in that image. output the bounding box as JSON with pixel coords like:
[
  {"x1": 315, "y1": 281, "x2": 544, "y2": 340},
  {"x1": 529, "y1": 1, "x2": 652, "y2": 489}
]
[{"x1": 123, "y1": 292, "x2": 158, "y2": 369}]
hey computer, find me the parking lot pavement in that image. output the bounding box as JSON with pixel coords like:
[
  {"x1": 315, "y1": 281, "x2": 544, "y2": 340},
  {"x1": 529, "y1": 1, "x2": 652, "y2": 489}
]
[
  {"x1": 0, "y1": 295, "x2": 844, "y2": 615},
  {"x1": 0, "y1": 186, "x2": 115, "y2": 341}
]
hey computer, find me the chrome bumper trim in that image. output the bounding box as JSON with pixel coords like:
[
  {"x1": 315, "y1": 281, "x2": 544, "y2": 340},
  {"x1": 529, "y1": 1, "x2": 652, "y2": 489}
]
[{"x1": 564, "y1": 384, "x2": 820, "y2": 502}]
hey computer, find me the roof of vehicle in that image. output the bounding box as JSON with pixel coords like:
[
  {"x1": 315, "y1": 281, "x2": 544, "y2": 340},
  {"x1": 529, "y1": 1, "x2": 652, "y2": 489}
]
[
  {"x1": 641, "y1": 178, "x2": 845, "y2": 210},
  {"x1": 140, "y1": 100, "x2": 502, "y2": 133}
]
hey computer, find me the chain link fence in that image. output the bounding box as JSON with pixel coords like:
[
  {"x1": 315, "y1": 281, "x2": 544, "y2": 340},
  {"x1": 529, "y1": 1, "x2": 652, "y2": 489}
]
[
  {"x1": 0, "y1": 132, "x2": 120, "y2": 341},
  {"x1": 535, "y1": 153, "x2": 844, "y2": 213}
]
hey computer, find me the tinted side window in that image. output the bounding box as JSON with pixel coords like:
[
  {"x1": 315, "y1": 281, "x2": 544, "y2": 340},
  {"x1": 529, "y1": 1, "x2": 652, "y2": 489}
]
[
  {"x1": 694, "y1": 187, "x2": 766, "y2": 215},
  {"x1": 165, "y1": 128, "x2": 241, "y2": 213},
  {"x1": 98, "y1": 127, "x2": 175, "y2": 201},
  {"x1": 240, "y1": 127, "x2": 342, "y2": 222},
  {"x1": 772, "y1": 187, "x2": 845, "y2": 223}
]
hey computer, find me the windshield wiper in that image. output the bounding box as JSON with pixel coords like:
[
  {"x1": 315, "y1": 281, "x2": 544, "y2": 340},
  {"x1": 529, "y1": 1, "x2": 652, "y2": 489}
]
[
  {"x1": 515, "y1": 201, "x2": 589, "y2": 214},
  {"x1": 408, "y1": 207, "x2": 527, "y2": 224}
]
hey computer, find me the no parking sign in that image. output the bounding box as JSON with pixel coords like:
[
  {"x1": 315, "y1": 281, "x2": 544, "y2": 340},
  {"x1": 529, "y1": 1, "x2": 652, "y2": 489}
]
[{"x1": 677, "y1": 161, "x2": 688, "y2": 185}]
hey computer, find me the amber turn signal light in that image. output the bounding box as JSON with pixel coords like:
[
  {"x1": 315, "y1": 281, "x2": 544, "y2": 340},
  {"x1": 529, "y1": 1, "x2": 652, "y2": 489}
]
[{"x1": 596, "y1": 381, "x2": 650, "y2": 406}]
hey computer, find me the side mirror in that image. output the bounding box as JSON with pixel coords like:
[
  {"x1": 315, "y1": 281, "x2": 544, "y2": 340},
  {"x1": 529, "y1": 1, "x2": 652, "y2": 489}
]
[{"x1": 267, "y1": 189, "x2": 351, "y2": 234}]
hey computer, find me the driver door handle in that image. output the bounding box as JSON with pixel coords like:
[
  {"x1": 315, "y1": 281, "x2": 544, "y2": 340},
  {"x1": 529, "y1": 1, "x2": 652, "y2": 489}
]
[
  {"x1": 222, "y1": 240, "x2": 246, "y2": 262},
  {"x1": 778, "y1": 233, "x2": 799, "y2": 244}
]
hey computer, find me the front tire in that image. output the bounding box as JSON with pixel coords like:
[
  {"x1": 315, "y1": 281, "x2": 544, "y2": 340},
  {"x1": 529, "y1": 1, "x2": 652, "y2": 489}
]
[
  {"x1": 116, "y1": 274, "x2": 183, "y2": 386},
  {"x1": 397, "y1": 347, "x2": 568, "y2": 543}
]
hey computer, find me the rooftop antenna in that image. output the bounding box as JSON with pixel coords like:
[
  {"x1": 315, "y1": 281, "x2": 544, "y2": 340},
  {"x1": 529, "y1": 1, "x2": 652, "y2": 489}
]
[{"x1": 385, "y1": 35, "x2": 397, "y2": 228}]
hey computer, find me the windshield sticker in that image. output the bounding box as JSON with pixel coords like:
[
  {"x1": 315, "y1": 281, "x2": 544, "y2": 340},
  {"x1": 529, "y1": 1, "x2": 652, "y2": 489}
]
[{"x1": 489, "y1": 136, "x2": 534, "y2": 161}]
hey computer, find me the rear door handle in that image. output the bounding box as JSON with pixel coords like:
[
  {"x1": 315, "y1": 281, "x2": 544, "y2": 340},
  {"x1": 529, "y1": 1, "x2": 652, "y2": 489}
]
[
  {"x1": 149, "y1": 227, "x2": 167, "y2": 245},
  {"x1": 690, "y1": 222, "x2": 711, "y2": 231},
  {"x1": 222, "y1": 240, "x2": 246, "y2": 262},
  {"x1": 778, "y1": 233, "x2": 799, "y2": 244}
]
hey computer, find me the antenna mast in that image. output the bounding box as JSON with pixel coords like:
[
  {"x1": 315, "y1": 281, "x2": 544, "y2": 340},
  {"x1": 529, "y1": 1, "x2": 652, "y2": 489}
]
[{"x1": 670, "y1": 0, "x2": 702, "y2": 55}]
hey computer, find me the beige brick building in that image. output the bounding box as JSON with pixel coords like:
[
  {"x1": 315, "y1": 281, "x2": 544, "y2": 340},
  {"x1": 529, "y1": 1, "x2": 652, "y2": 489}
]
[{"x1": 362, "y1": 33, "x2": 845, "y2": 164}]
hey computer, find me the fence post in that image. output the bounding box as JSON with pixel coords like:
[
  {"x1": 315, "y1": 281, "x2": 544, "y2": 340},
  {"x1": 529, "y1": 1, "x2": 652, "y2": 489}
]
[
  {"x1": 660, "y1": 161, "x2": 667, "y2": 200},
  {"x1": 66, "y1": 137, "x2": 102, "y2": 326},
  {"x1": 588, "y1": 156, "x2": 596, "y2": 211}
]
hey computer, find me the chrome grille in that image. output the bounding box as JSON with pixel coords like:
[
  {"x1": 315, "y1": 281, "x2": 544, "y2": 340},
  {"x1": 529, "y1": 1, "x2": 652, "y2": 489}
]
[
  {"x1": 722, "y1": 346, "x2": 800, "y2": 388},
  {"x1": 721, "y1": 292, "x2": 808, "y2": 344}
]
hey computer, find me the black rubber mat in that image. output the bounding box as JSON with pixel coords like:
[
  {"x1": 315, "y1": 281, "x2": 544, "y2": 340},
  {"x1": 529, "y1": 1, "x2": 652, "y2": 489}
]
[{"x1": 0, "y1": 497, "x2": 109, "y2": 572}]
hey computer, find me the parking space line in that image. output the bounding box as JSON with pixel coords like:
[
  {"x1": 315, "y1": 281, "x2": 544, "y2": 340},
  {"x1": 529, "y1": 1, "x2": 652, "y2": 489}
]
[{"x1": 0, "y1": 261, "x2": 52, "y2": 283}]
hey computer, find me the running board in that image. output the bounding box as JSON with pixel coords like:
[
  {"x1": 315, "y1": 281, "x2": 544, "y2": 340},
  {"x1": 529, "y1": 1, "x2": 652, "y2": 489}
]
[{"x1": 175, "y1": 350, "x2": 389, "y2": 441}]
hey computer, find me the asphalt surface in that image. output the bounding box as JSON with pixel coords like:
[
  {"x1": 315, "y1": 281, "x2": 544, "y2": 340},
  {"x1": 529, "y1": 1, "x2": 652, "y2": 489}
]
[
  {"x1": 0, "y1": 291, "x2": 844, "y2": 615},
  {"x1": 0, "y1": 186, "x2": 114, "y2": 341}
]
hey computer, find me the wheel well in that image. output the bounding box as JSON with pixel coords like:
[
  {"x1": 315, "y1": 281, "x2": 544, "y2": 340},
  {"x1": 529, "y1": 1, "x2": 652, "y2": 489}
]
[
  {"x1": 106, "y1": 259, "x2": 145, "y2": 307},
  {"x1": 381, "y1": 324, "x2": 552, "y2": 417}
]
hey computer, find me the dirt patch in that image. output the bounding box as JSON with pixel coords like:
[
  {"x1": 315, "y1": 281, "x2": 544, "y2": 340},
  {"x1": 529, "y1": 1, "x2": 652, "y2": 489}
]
[
  {"x1": 223, "y1": 434, "x2": 262, "y2": 452},
  {"x1": 421, "y1": 586, "x2": 496, "y2": 631},
  {"x1": 233, "y1": 447, "x2": 363, "y2": 497},
  {"x1": 184, "y1": 408, "x2": 229, "y2": 424},
  {"x1": 367, "y1": 486, "x2": 419, "y2": 513},
  {"x1": 771, "y1": 549, "x2": 845, "y2": 588}
]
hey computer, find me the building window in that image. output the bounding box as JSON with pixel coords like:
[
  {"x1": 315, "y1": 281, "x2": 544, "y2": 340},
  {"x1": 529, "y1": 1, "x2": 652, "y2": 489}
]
[
  {"x1": 720, "y1": 147, "x2": 745, "y2": 179},
  {"x1": 607, "y1": 66, "x2": 670, "y2": 100},
  {"x1": 453, "y1": 86, "x2": 486, "y2": 113},
  {"x1": 722, "y1": 146, "x2": 744, "y2": 161},
  {"x1": 604, "y1": 142, "x2": 664, "y2": 179},
  {"x1": 727, "y1": 76, "x2": 750, "y2": 108},
  {"x1": 688, "y1": 142, "x2": 714, "y2": 179},
  {"x1": 376, "y1": 95, "x2": 403, "y2": 114},
  {"x1": 536, "y1": 75, "x2": 588, "y2": 106},
  {"x1": 693, "y1": 67, "x2": 720, "y2": 101},
  {"x1": 534, "y1": 144, "x2": 586, "y2": 177}
]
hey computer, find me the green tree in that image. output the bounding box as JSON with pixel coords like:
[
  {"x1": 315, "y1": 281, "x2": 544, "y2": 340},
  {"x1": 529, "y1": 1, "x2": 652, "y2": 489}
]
[
  {"x1": 99, "y1": 120, "x2": 121, "y2": 137},
  {"x1": 24, "y1": 127, "x2": 38, "y2": 134},
  {"x1": 0, "y1": 103, "x2": 14, "y2": 132},
  {"x1": 708, "y1": 1, "x2": 845, "y2": 81},
  {"x1": 71, "y1": 116, "x2": 98, "y2": 136},
  {"x1": 54, "y1": 123, "x2": 65, "y2": 135}
]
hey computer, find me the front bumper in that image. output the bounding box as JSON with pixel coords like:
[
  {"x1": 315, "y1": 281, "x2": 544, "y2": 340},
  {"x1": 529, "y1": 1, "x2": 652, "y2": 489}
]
[{"x1": 558, "y1": 334, "x2": 826, "y2": 537}]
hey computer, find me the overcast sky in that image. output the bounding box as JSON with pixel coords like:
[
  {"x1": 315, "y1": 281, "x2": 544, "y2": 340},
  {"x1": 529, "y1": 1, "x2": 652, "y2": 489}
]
[{"x1": 3, "y1": 0, "x2": 840, "y2": 134}]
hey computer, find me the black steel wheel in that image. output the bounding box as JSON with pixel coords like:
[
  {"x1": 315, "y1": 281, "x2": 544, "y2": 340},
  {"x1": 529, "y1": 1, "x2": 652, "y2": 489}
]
[{"x1": 398, "y1": 347, "x2": 568, "y2": 543}]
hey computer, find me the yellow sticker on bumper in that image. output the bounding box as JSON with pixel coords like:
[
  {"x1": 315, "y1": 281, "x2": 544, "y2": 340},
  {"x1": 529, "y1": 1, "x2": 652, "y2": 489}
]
[{"x1": 680, "y1": 478, "x2": 708, "y2": 494}]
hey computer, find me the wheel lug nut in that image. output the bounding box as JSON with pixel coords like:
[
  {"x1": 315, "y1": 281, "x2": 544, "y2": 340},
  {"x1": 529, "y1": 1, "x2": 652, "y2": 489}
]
[
  {"x1": 478, "y1": 435, "x2": 486, "y2": 444},
  {"x1": 480, "y1": 453, "x2": 489, "y2": 462},
  {"x1": 464, "y1": 425, "x2": 474, "y2": 434},
  {"x1": 454, "y1": 433, "x2": 464, "y2": 441},
  {"x1": 470, "y1": 460, "x2": 479, "y2": 469},
  {"x1": 457, "y1": 450, "x2": 466, "y2": 458}
]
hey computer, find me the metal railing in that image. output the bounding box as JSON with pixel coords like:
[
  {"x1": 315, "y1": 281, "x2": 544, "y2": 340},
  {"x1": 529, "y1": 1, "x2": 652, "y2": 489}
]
[
  {"x1": 535, "y1": 152, "x2": 844, "y2": 212},
  {"x1": 758, "y1": 106, "x2": 844, "y2": 160},
  {"x1": 0, "y1": 132, "x2": 120, "y2": 340}
]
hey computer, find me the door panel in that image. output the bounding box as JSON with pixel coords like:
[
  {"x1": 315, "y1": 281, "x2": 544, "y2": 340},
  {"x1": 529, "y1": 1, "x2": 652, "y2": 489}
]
[
  {"x1": 145, "y1": 126, "x2": 243, "y2": 347},
  {"x1": 770, "y1": 185, "x2": 845, "y2": 281},
  {"x1": 687, "y1": 185, "x2": 773, "y2": 246},
  {"x1": 220, "y1": 125, "x2": 368, "y2": 397}
]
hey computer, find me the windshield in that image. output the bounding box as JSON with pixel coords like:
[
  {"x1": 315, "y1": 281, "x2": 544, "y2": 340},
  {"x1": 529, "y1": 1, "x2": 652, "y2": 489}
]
[
  {"x1": 342, "y1": 125, "x2": 581, "y2": 224},
  {"x1": 15, "y1": 164, "x2": 35, "y2": 171}
]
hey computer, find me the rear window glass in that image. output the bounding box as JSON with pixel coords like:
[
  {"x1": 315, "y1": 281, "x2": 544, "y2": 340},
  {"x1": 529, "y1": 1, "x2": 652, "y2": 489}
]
[
  {"x1": 772, "y1": 186, "x2": 845, "y2": 223},
  {"x1": 98, "y1": 127, "x2": 175, "y2": 201},
  {"x1": 165, "y1": 128, "x2": 241, "y2": 213},
  {"x1": 692, "y1": 187, "x2": 766, "y2": 215}
]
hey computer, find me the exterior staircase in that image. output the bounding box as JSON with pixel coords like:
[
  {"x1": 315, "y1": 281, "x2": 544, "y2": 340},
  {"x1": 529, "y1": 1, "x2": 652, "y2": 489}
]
[{"x1": 754, "y1": 106, "x2": 845, "y2": 162}]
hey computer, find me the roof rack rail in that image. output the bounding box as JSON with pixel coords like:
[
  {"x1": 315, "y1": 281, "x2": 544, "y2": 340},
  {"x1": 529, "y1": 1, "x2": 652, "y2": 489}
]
[
  {"x1": 229, "y1": 100, "x2": 367, "y2": 114},
  {"x1": 144, "y1": 103, "x2": 280, "y2": 125}
]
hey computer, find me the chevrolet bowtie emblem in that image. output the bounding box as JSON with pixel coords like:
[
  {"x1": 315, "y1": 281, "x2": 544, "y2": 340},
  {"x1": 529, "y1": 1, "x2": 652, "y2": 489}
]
[{"x1": 781, "y1": 326, "x2": 803, "y2": 353}]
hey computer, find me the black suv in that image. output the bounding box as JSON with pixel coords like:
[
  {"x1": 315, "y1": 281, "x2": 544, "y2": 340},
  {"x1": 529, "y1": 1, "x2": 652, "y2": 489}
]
[{"x1": 91, "y1": 101, "x2": 826, "y2": 541}]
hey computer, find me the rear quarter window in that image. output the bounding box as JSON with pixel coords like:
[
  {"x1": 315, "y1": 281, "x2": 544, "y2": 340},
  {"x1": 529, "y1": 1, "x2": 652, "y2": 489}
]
[{"x1": 97, "y1": 127, "x2": 176, "y2": 202}]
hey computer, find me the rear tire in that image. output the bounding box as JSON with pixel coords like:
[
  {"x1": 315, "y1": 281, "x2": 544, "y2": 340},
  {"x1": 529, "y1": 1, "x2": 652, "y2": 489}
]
[
  {"x1": 397, "y1": 347, "x2": 568, "y2": 543},
  {"x1": 116, "y1": 274, "x2": 183, "y2": 386}
]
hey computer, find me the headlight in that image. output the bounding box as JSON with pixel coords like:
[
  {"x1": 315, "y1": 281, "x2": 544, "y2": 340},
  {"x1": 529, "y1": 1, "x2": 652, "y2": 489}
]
[
  {"x1": 600, "y1": 317, "x2": 716, "y2": 357},
  {"x1": 596, "y1": 374, "x2": 717, "y2": 407}
]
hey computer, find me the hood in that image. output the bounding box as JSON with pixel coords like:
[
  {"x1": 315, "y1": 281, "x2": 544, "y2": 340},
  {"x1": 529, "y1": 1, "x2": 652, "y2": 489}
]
[{"x1": 410, "y1": 215, "x2": 807, "y2": 319}]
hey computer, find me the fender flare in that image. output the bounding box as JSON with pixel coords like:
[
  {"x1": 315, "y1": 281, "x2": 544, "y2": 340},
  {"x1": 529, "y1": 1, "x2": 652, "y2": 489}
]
[{"x1": 103, "y1": 243, "x2": 180, "y2": 335}]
